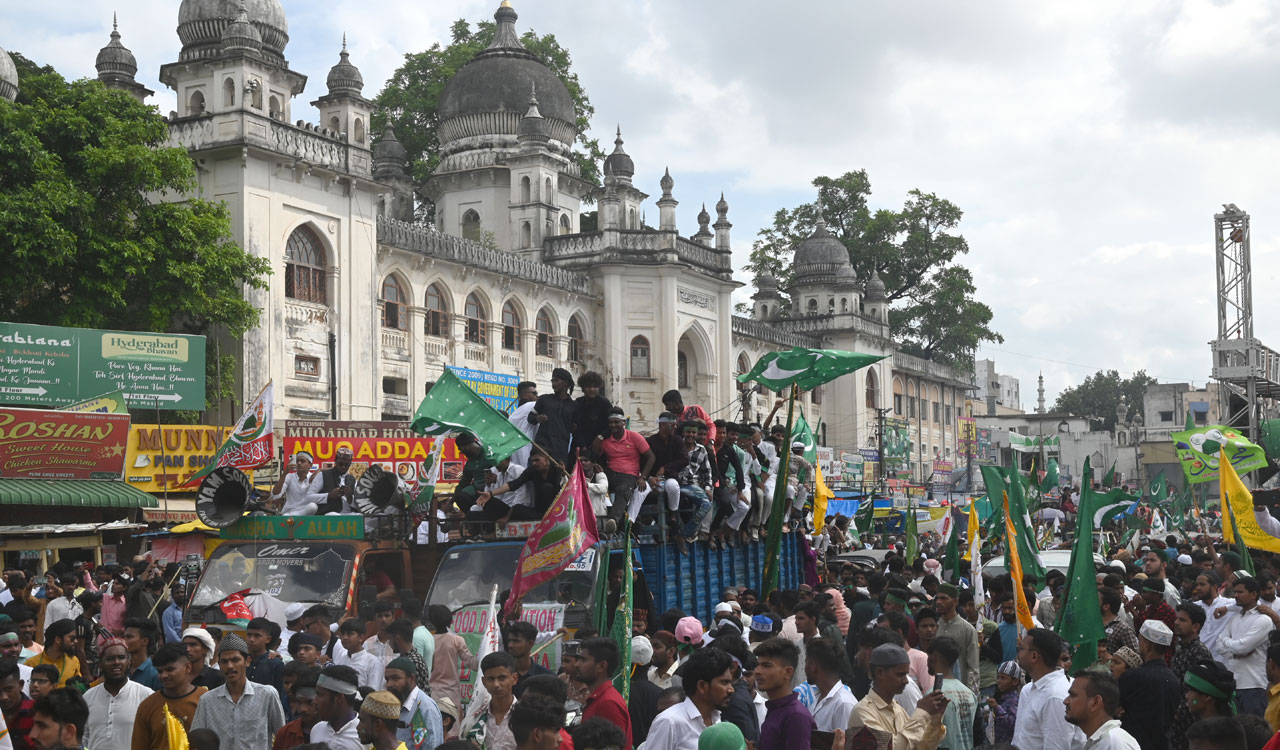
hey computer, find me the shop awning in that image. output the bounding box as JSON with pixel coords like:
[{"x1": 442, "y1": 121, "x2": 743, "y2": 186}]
[{"x1": 0, "y1": 479, "x2": 158, "y2": 509}]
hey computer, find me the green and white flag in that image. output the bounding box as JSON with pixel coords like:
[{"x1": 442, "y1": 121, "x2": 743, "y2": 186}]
[
  {"x1": 736, "y1": 347, "x2": 887, "y2": 391},
  {"x1": 1039, "y1": 459, "x2": 1060, "y2": 493},
  {"x1": 1102, "y1": 462, "x2": 1117, "y2": 488},
  {"x1": 1146, "y1": 470, "x2": 1169, "y2": 505},
  {"x1": 1055, "y1": 457, "x2": 1107, "y2": 671},
  {"x1": 1009, "y1": 434, "x2": 1060, "y2": 453},
  {"x1": 1094, "y1": 490, "x2": 1138, "y2": 528},
  {"x1": 411, "y1": 369, "x2": 531, "y2": 462},
  {"x1": 905, "y1": 500, "x2": 919, "y2": 565},
  {"x1": 610, "y1": 527, "x2": 634, "y2": 701},
  {"x1": 980, "y1": 465, "x2": 1046, "y2": 579}
]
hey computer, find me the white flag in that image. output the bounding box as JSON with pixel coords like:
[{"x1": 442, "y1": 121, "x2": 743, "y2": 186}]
[{"x1": 458, "y1": 585, "x2": 502, "y2": 737}]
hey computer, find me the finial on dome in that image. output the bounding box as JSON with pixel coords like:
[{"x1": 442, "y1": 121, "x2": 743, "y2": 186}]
[
  {"x1": 660, "y1": 166, "x2": 674, "y2": 194},
  {"x1": 113, "y1": 11, "x2": 118, "y2": 32},
  {"x1": 523, "y1": 82, "x2": 542, "y2": 118},
  {"x1": 501, "y1": 0, "x2": 513, "y2": 6},
  {"x1": 342, "y1": 33, "x2": 347, "y2": 53},
  {"x1": 716, "y1": 191, "x2": 728, "y2": 217}
]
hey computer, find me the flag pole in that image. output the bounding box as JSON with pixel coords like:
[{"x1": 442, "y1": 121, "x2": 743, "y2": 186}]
[{"x1": 762, "y1": 384, "x2": 798, "y2": 595}]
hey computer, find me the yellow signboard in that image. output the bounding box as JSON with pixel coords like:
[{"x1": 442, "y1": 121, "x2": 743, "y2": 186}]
[{"x1": 125, "y1": 425, "x2": 253, "y2": 493}]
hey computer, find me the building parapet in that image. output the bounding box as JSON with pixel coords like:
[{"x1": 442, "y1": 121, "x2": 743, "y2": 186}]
[
  {"x1": 542, "y1": 230, "x2": 733, "y2": 279},
  {"x1": 167, "y1": 112, "x2": 372, "y2": 179},
  {"x1": 377, "y1": 217, "x2": 594, "y2": 296},
  {"x1": 731, "y1": 316, "x2": 821, "y2": 349},
  {"x1": 893, "y1": 352, "x2": 977, "y2": 389}
]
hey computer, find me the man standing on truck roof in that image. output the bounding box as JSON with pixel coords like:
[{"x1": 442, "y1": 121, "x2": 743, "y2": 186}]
[
  {"x1": 508, "y1": 382, "x2": 539, "y2": 469},
  {"x1": 531, "y1": 368, "x2": 577, "y2": 467}
]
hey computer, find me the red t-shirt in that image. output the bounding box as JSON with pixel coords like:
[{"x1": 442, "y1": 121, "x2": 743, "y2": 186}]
[
  {"x1": 599, "y1": 430, "x2": 650, "y2": 476},
  {"x1": 582, "y1": 681, "x2": 633, "y2": 750}
]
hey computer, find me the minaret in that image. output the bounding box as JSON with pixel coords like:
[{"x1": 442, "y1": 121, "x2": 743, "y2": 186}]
[
  {"x1": 95, "y1": 13, "x2": 154, "y2": 103},
  {"x1": 694, "y1": 204, "x2": 713, "y2": 246},
  {"x1": 1036, "y1": 372, "x2": 1046, "y2": 414},
  {"x1": 312, "y1": 35, "x2": 372, "y2": 144},
  {"x1": 714, "y1": 192, "x2": 731, "y2": 253},
  {"x1": 658, "y1": 168, "x2": 678, "y2": 231}
]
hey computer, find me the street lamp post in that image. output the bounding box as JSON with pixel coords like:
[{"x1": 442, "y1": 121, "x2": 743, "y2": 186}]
[{"x1": 1130, "y1": 413, "x2": 1144, "y2": 492}]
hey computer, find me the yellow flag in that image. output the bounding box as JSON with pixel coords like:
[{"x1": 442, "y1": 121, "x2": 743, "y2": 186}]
[
  {"x1": 164, "y1": 703, "x2": 189, "y2": 750},
  {"x1": 1219, "y1": 449, "x2": 1280, "y2": 553},
  {"x1": 1004, "y1": 491, "x2": 1036, "y2": 630},
  {"x1": 813, "y1": 464, "x2": 833, "y2": 534},
  {"x1": 964, "y1": 501, "x2": 979, "y2": 562}
]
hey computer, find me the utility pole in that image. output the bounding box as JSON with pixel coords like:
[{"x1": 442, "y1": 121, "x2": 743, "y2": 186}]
[{"x1": 876, "y1": 406, "x2": 890, "y2": 498}]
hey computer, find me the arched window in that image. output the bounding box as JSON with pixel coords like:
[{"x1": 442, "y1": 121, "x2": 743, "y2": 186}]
[
  {"x1": 629, "y1": 208, "x2": 636, "y2": 229},
  {"x1": 250, "y1": 81, "x2": 262, "y2": 109},
  {"x1": 222, "y1": 78, "x2": 235, "y2": 107},
  {"x1": 865, "y1": 369, "x2": 879, "y2": 409},
  {"x1": 828, "y1": 298, "x2": 835, "y2": 314},
  {"x1": 545, "y1": 177, "x2": 554, "y2": 202},
  {"x1": 568, "y1": 316, "x2": 585, "y2": 363},
  {"x1": 806, "y1": 298, "x2": 818, "y2": 315},
  {"x1": 501, "y1": 301, "x2": 522, "y2": 351},
  {"x1": 841, "y1": 298, "x2": 849, "y2": 312},
  {"x1": 329, "y1": 116, "x2": 340, "y2": 133},
  {"x1": 187, "y1": 90, "x2": 205, "y2": 116},
  {"x1": 736, "y1": 354, "x2": 751, "y2": 393},
  {"x1": 520, "y1": 222, "x2": 532, "y2": 248},
  {"x1": 535, "y1": 309, "x2": 553, "y2": 356},
  {"x1": 464, "y1": 293, "x2": 486, "y2": 345},
  {"x1": 630, "y1": 336, "x2": 651, "y2": 378},
  {"x1": 425, "y1": 284, "x2": 448, "y2": 337},
  {"x1": 284, "y1": 225, "x2": 326, "y2": 303},
  {"x1": 269, "y1": 95, "x2": 281, "y2": 117},
  {"x1": 931, "y1": 386, "x2": 941, "y2": 423},
  {"x1": 559, "y1": 214, "x2": 571, "y2": 235},
  {"x1": 678, "y1": 351, "x2": 690, "y2": 388},
  {"x1": 520, "y1": 176, "x2": 531, "y2": 203},
  {"x1": 462, "y1": 209, "x2": 481, "y2": 241},
  {"x1": 354, "y1": 117, "x2": 365, "y2": 144},
  {"x1": 381, "y1": 276, "x2": 406, "y2": 330}
]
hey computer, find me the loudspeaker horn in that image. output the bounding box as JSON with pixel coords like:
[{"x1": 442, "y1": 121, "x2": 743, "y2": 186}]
[
  {"x1": 195, "y1": 466, "x2": 254, "y2": 528},
  {"x1": 354, "y1": 464, "x2": 402, "y2": 514}
]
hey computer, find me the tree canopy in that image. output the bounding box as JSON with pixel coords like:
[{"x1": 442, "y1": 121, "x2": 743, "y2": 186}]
[
  {"x1": 748, "y1": 171, "x2": 1002, "y2": 367},
  {"x1": 1053, "y1": 369, "x2": 1158, "y2": 431},
  {"x1": 0, "y1": 54, "x2": 271, "y2": 411},
  {"x1": 374, "y1": 17, "x2": 603, "y2": 220}
]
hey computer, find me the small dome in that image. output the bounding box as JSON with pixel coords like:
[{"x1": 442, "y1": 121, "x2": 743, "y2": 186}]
[
  {"x1": 220, "y1": 3, "x2": 263, "y2": 53},
  {"x1": 836, "y1": 263, "x2": 858, "y2": 284},
  {"x1": 178, "y1": 0, "x2": 287, "y2": 62},
  {"x1": 697, "y1": 204, "x2": 711, "y2": 227},
  {"x1": 603, "y1": 126, "x2": 635, "y2": 178},
  {"x1": 326, "y1": 36, "x2": 363, "y2": 97},
  {"x1": 791, "y1": 217, "x2": 853, "y2": 287},
  {"x1": 0, "y1": 47, "x2": 19, "y2": 103},
  {"x1": 865, "y1": 270, "x2": 887, "y2": 301},
  {"x1": 96, "y1": 15, "x2": 138, "y2": 80},
  {"x1": 755, "y1": 271, "x2": 779, "y2": 293},
  {"x1": 659, "y1": 167, "x2": 674, "y2": 194},
  {"x1": 436, "y1": 3, "x2": 577, "y2": 150},
  {"x1": 517, "y1": 84, "x2": 550, "y2": 140},
  {"x1": 715, "y1": 192, "x2": 728, "y2": 216}
]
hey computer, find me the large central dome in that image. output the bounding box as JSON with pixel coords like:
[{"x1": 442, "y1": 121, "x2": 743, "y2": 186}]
[
  {"x1": 177, "y1": 0, "x2": 288, "y2": 63},
  {"x1": 436, "y1": 3, "x2": 577, "y2": 152}
]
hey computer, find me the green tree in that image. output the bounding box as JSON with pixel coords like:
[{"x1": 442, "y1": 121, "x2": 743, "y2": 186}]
[
  {"x1": 0, "y1": 54, "x2": 271, "y2": 411},
  {"x1": 1053, "y1": 370, "x2": 1158, "y2": 431},
  {"x1": 749, "y1": 171, "x2": 1001, "y2": 367},
  {"x1": 374, "y1": 17, "x2": 603, "y2": 221}
]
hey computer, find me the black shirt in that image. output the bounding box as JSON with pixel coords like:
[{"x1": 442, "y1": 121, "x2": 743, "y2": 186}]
[
  {"x1": 531, "y1": 394, "x2": 576, "y2": 463},
  {"x1": 573, "y1": 395, "x2": 613, "y2": 456},
  {"x1": 629, "y1": 674, "x2": 664, "y2": 745},
  {"x1": 646, "y1": 432, "x2": 687, "y2": 478},
  {"x1": 507, "y1": 466, "x2": 566, "y2": 515},
  {"x1": 1118, "y1": 658, "x2": 1181, "y2": 750}
]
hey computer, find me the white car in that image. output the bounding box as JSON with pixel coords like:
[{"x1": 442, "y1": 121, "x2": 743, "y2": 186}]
[{"x1": 982, "y1": 549, "x2": 1105, "y2": 579}]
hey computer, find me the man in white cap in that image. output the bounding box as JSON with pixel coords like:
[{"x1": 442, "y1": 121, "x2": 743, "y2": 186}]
[
  {"x1": 629, "y1": 635, "x2": 663, "y2": 745},
  {"x1": 281, "y1": 603, "x2": 306, "y2": 657},
  {"x1": 847, "y1": 643, "x2": 947, "y2": 749},
  {"x1": 270, "y1": 451, "x2": 326, "y2": 516},
  {"x1": 787, "y1": 441, "x2": 814, "y2": 519},
  {"x1": 1116, "y1": 620, "x2": 1180, "y2": 750}
]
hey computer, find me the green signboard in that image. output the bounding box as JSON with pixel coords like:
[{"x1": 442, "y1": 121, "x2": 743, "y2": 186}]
[
  {"x1": 220, "y1": 515, "x2": 365, "y2": 540},
  {"x1": 0, "y1": 322, "x2": 205, "y2": 410}
]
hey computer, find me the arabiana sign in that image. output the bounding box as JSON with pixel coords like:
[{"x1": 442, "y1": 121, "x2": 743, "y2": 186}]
[{"x1": 0, "y1": 322, "x2": 205, "y2": 411}]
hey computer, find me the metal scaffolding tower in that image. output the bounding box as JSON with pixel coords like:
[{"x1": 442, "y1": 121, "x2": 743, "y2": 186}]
[{"x1": 1211, "y1": 205, "x2": 1280, "y2": 442}]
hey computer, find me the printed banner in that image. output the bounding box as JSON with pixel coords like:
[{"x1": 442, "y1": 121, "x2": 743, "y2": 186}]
[
  {"x1": 60, "y1": 390, "x2": 128, "y2": 414},
  {"x1": 883, "y1": 418, "x2": 912, "y2": 469},
  {"x1": 446, "y1": 366, "x2": 521, "y2": 414},
  {"x1": 505, "y1": 465, "x2": 599, "y2": 614},
  {"x1": 284, "y1": 420, "x2": 462, "y2": 493},
  {"x1": 0, "y1": 407, "x2": 130, "y2": 479},
  {"x1": 181, "y1": 382, "x2": 273, "y2": 486},
  {"x1": 1009, "y1": 433, "x2": 1060, "y2": 453},
  {"x1": 452, "y1": 601, "x2": 567, "y2": 708},
  {"x1": 977, "y1": 428, "x2": 994, "y2": 465}
]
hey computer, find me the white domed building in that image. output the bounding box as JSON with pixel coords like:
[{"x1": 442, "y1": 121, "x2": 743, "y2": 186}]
[{"x1": 2, "y1": 1, "x2": 974, "y2": 484}]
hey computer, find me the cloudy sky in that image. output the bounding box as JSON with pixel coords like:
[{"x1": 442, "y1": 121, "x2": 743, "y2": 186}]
[{"x1": 7, "y1": 0, "x2": 1280, "y2": 407}]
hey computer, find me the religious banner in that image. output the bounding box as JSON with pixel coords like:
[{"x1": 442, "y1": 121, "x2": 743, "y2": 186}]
[
  {"x1": 0, "y1": 407, "x2": 130, "y2": 479},
  {"x1": 883, "y1": 419, "x2": 912, "y2": 471},
  {"x1": 446, "y1": 366, "x2": 522, "y2": 414},
  {"x1": 977, "y1": 428, "x2": 994, "y2": 465},
  {"x1": 1172, "y1": 424, "x2": 1269, "y2": 484}
]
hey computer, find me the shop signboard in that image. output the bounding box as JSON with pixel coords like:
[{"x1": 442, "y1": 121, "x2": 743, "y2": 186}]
[
  {"x1": 126, "y1": 425, "x2": 255, "y2": 492},
  {"x1": 977, "y1": 428, "x2": 994, "y2": 465},
  {"x1": 0, "y1": 322, "x2": 205, "y2": 410},
  {"x1": 882, "y1": 419, "x2": 911, "y2": 470},
  {"x1": 0, "y1": 407, "x2": 130, "y2": 479},
  {"x1": 283, "y1": 420, "x2": 461, "y2": 492}
]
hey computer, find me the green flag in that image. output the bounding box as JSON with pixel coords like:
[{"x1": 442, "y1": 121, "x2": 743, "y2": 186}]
[
  {"x1": 1102, "y1": 462, "x2": 1117, "y2": 488},
  {"x1": 943, "y1": 512, "x2": 963, "y2": 583},
  {"x1": 980, "y1": 465, "x2": 1047, "y2": 580},
  {"x1": 853, "y1": 496, "x2": 874, "y2": 537},
  {"x1": 1039, "y1": 459, "x2": 1060, "y2": 494},
  {"x1": 1172, "y1": 424, "x2": 1269, "y2": 485},
  {"x1": 1146, "y1": 470, "x2": 1169, "y2": 505},
  {"x1": 411, "y1": 369, "x2": 531, "y2": 462},
  {"x1": 1055, "y1": 457, "x2": 1107, "y2": 671},
  {"x1": 792, "y1": 413, "x2": 818, "y2": 470},
  {"x1": 610, "y1": 526, "x2": 634, "y2": 700},
  {"x1": 905, "y1": 501, "x2": 919, "y2": 565},
  {"x1": 1093, "y1": 490, "x2": 1138, "y2": 528},
  {"x1": 736, "y1": 347, "x2": 887, "y2": 391}
]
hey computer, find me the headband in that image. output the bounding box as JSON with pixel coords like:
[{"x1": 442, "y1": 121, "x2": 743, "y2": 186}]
[
  {"x1": 317, "y1": 673, "x2": 359, "y2": 696},
  {"x1": 294, "y1": 451, "x2": 314, "y2": 463},
  {"x1": 885, "y1": 592, "x2": 908, "y2": 607},
  {"x1": 1184, "y1": 672, "x2": 1237, "y2": 714}
]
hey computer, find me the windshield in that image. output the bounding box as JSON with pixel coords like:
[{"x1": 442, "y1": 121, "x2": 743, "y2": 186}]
[
  {"x1": 189, "y1": 542, "x2": 355, "y2": 620},
  {"x1": 426, "y1": 544, "x2": 600, "y2": 614}
]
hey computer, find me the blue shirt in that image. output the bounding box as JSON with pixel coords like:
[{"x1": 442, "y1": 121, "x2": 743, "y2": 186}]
[
  {"x1": 998, "y1": 621, "x2": 1020, "y2": 663},
  {"x1": 131, "y1": 657, "x2": 162, "y2": 690},
  {"x1": 162, "y1": 602, "x2": 183, "y2": 644},
  {"x1": 760, "y1": 692, "x2": 815, "y2": 750}
]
